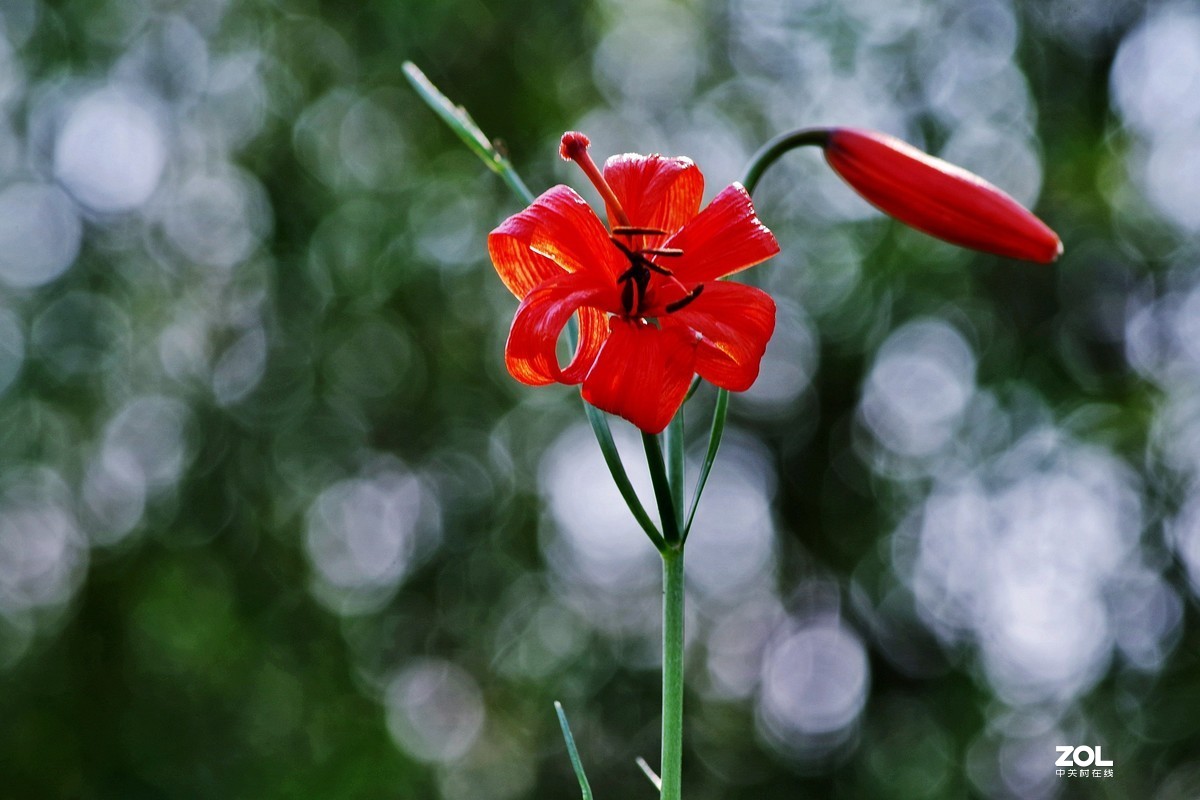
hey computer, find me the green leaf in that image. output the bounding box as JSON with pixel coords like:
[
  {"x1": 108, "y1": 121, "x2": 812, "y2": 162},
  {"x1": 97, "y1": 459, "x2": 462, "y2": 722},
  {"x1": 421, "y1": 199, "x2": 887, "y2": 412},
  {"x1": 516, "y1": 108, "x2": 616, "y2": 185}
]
[
  {"x1": 554, "y1": 701, "x2": 594, "y2": 800},
  {"x1": 584, "y1": 403, "x2": 666, "y2": 552},
  {"x1": 403, "y1": 61, "x2": 535, "y2": 204},
  {"x1": 682, "y1": 388, "x2": 728, "y2": 541}
]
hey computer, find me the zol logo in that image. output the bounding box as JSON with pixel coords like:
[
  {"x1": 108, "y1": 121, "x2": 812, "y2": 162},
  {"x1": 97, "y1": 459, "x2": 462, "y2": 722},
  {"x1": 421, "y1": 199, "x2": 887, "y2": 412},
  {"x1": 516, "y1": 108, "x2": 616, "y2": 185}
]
[
  {"x1": 1055, "y1": 745, "x2": 1116, "y2": 780},
  {"x1": 1055, "y1": 746, "x2": 1113, "y2": 767}
]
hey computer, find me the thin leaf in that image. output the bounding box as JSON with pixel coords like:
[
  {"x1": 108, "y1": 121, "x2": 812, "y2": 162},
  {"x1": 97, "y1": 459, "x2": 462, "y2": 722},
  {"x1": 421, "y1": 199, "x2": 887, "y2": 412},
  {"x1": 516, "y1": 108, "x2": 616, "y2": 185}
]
[
  {"x1": 403, "y1": 61, "x2": 535, "y2": 204},
  {"x1": 635, "y1": 756, "x2": 662, "y2": 792},
  {"x1": 682, "y1": 388, "x2": 728, "y2": 541},
  {"x1": 554, "y1": 702, "x2": 594, "y2": 800},
  {"x1": 585, "y1": 403, "x2": 666, "y2": 552}
]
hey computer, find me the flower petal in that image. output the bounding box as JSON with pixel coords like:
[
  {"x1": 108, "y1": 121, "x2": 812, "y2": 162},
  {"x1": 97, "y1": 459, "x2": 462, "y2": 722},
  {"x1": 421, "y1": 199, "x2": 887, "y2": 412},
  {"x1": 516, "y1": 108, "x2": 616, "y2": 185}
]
[
  {"x1": 824, "y1": 128, "x2": 1063, "y2": 263},
  {"x1": 582, "y1": 318, "x2": 698, "y2": 434},
  {"x1": 488, "y1": 186, "x2": 624, "y2": 298},
  {"x1": 505, "y1": 272, "x2": 617, "y2": 386},
  {"x1": 602, "y1": 153, "x2": 704, "y2": 234},
  {"x1": 663, "y1": 183, "x2": 780, "y2": 283},
  {"x1": 666, "y1": 282, "x2": 776, "y2": 391}
]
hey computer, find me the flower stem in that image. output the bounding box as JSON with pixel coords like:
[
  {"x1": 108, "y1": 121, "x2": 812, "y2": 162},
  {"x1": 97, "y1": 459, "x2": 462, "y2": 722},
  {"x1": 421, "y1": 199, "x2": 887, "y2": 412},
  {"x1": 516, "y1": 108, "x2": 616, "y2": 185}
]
[
  {"x1": 660, "y1": 545, "x2": 685, "y2": 800},
  {"x1": 664, "y1": 414, "x2": 686, "y2": 526},
  {"x1": 643, "y1": 432, "x2": 680, "y2": 545},
  {"x1": 740, "y1": 127, "x2": 830, "y2": 196}
]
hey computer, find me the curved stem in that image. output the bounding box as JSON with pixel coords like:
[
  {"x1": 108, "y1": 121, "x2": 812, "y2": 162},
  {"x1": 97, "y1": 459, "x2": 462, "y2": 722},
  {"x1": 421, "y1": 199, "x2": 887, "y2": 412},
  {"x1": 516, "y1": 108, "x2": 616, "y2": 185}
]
[
  {"x1": 674, "y1": 127, "x2": 832, "y2": 542},
  {"x1": 740, "y1": 127, "x2": 830, "y2": 196},
  {"x1": 660, "y1": 546, "x2": 685, "y2": 800}
]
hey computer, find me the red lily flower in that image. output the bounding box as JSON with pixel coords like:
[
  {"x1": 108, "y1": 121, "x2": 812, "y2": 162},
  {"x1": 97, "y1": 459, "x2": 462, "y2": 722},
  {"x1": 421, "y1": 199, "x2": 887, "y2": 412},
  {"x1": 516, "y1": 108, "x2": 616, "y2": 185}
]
[
  {"x1": 488, "y1": 132, "x2": 779, "y2": 434},
  {"x1": 822, "y1": 128, "x2": 1063, "y2": 263}
]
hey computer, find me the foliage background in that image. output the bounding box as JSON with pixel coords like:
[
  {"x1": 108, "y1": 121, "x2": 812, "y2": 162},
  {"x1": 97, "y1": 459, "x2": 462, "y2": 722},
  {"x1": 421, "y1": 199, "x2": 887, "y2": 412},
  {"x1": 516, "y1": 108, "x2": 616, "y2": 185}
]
[{"x1": 0, "y1": 0, "x2": 1198, "y2": 798}]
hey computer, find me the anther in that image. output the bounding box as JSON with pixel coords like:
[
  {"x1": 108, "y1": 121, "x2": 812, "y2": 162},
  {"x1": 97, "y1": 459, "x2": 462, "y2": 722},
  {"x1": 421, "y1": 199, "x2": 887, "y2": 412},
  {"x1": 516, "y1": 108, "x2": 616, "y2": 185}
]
[
  {"x1": 611, "y1": 226, "x2": 668, "y2": 237},
  {"x1": 665, "y1": 284, "x2": 705, "y2": 313},
  {"x1": 610, "y1": 237, "x2": 681, "y2": 275}
]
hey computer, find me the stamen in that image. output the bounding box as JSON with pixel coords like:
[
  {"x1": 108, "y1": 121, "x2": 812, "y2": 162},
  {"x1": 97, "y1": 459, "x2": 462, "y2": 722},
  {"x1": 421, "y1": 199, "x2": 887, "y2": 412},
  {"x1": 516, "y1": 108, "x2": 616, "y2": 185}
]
[
  {"x1": 559, "y1": 131, "x2": 632, "y2": 228},
  {"x1": 611, "y1": 226, "x2": 667, "y2": 237},
  {"x1": 665, "y1": 284, "x2": 704, "y2": 313},
  {"x1": 621, "y1": 278, "x2": 636, "y2": 315},
  {"x1": 610, "y1": 238, "x2": 682, "y2": 271},
  {"x1": 609, "y1": 236, "x2": 638, "y2": 259},
  {"x1": 618, "y1": 263, "x2": 641, "y2": 282}
]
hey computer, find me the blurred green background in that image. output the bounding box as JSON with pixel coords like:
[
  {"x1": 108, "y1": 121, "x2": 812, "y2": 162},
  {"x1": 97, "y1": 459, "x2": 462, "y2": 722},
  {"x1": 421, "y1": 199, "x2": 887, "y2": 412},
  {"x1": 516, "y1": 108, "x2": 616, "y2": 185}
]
[{"x1": 1, "y1": 0, "x2": 1198, "y2": 797}]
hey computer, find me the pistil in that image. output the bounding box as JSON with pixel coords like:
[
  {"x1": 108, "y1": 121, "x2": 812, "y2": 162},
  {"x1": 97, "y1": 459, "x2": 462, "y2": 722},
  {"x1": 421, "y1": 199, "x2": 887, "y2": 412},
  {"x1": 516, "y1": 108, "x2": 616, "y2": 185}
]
[{"x1": 560, "y1": 132, "x2": 632, "y2": 228}]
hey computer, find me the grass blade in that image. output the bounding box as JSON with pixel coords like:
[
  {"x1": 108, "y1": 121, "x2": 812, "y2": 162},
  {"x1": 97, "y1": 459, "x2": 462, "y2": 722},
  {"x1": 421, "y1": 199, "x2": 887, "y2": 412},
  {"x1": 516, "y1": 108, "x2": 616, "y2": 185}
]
[
  {"x1": 402, "y1": 61, "x2": 535, "y2": 204},
  {"x1": 554, "y1": 701, "x2": 594, "y2": 800}
]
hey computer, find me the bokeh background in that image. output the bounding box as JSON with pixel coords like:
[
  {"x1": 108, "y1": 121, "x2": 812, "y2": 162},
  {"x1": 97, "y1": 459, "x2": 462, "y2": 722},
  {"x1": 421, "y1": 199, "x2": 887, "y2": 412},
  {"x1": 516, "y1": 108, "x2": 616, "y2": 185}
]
[{"x1": 0, "y1": 0, "x2": 1198, "y2": 797}]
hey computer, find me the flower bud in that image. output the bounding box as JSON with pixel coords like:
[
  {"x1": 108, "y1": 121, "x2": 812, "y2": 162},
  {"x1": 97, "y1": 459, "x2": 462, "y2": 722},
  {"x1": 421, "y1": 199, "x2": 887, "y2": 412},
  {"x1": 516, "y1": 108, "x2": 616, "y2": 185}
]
[{"x1": 823, "y1": 128, "x2": 1062, "y2": 263}]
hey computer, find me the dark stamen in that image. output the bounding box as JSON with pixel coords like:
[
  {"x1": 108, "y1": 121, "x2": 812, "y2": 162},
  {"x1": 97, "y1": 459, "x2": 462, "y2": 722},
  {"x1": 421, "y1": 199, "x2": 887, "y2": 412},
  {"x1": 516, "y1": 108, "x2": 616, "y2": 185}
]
[
  {"x1": 611, "y1": 237, "x2": 676, "y2": 276},
  {"x1": 665, "y1": 284, "x2": 704, "y2": 313},
  {"x1": 611, "y1": 226, "x2": 668, "y2": 237},
  {"x1": 609, "y1": 237, "x2": 638, "y2": 258},
  {"x1": 610, "y1": 233, "x2": 692, "y2": 317},
  {"x1": 621, "y1": 278, "x2": 637, "y2": 315}
]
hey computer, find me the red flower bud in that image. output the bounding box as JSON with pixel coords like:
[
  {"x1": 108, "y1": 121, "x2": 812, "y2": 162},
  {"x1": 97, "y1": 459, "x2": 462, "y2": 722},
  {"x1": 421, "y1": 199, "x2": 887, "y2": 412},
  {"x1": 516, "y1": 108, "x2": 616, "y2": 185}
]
[{"x1": 823, "y1": 128, "x2": 1062, "y2": 263}]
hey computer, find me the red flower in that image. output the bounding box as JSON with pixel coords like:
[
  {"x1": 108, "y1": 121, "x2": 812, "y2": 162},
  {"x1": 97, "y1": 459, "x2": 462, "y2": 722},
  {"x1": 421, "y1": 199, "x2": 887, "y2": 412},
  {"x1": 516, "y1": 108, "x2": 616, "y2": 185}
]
[
  {"x1": 822, "y1": 128, "x2": 1063, "y2": 263},
  {"x1": 488, "y1": 132, "x2": 779, "y2": 434}
]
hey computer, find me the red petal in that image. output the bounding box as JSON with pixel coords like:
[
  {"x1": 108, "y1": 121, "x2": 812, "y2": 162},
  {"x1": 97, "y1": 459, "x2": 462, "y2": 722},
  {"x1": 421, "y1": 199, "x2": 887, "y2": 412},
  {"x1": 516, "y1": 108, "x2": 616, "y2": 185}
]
[
  {"x1": 666, "y1": 282, "x2": 776, "y2": 391},
  {"x1": 582, "y1": 318, "x2": 698, "y2": 434},
  {"x1": 488, "y1": 186, "x2": 624, "y2": 298},
  {"x1": 662, "y1": 184, "x2": 780, "y2": 283},
  {"x1": 505, "y1": 272, "x2": 617, "y2": 386},
  {"x1": 824, "y1": 128, "x2": 1063, "y2": 263},
  {"x1": 602, "y1": 154, "x2": 704, "y2": 234}
]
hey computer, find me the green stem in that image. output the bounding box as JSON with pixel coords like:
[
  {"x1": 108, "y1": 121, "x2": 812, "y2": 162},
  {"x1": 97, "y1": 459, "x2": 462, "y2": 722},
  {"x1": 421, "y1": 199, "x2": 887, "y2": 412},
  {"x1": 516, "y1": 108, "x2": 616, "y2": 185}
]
[
  {"x1": 664, "y1": 414, "x2": 685, "y2": 526},
  {"x1": 740, "y1": 127, "x2": 830, "y2": 196},
  {"x1": 660, "y1": 546, "x2": 685, "y2": 800},
  {"x1": 643, "y1": 432, "x2": 680, "y2": 544}
]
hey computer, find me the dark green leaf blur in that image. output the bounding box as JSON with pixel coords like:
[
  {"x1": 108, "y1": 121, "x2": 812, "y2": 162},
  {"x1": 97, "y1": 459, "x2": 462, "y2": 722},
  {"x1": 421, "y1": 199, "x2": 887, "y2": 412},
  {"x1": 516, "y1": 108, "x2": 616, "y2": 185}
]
[{"x1": 0, "y1": 0, "x2": 1196, "y2": 798}]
